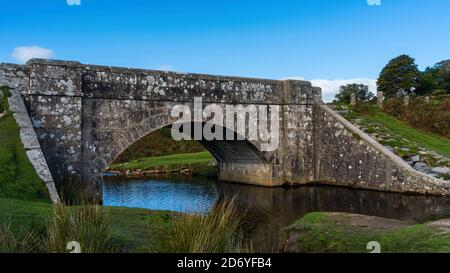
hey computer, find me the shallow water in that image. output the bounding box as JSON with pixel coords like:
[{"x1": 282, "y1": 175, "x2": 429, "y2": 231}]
[{"x1": 103, "y1": 175, "x2": 450, "y2": 251}]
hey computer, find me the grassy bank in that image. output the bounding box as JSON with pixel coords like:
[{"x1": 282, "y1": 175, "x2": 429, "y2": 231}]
[
  {"x1": 113, "y1": 127, "x2": 205, "y2": 163},
  {"x1": 0, "y1": 197, "x2": 245, "y2": 253},
  {"x1": 343, "y1": 104, "x2": 450, "y2": 158},
  {"x1": 0, "y1": 87, "x2": 49, "y2": 201},
  {"x1": 0, "y1": 198, "x2": 172, "y2": 253},
  {"x1": 283, "y1": 212, "x2": 450, "y2": 253},
  {"x1": 109, "y1": 151, "x2": 218, "y2": 178}
]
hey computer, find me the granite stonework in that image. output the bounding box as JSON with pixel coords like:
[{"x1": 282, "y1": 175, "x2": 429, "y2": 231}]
[
  {"x1": 4, "y1": 88, "x2": 60, "y2": 203},
  {"x1": 1, "y1": 59, "x2": 449, "y2": 201}
]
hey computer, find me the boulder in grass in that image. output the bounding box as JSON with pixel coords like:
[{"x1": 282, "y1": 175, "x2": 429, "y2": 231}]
[{"x1": 431, "y1": 167, "x2": 450, "y2": 176}]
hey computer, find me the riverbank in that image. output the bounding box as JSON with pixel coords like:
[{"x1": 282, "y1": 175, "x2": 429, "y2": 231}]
[
  {"x1": 282, "y1": 212, "x2": 450, "y2": 253},
  {"x1": 0, "y1": 198, "x2": 173, "y2": 252},
  {"x1": 107, "y1": 151, "x2": 218, "y2": 178}
]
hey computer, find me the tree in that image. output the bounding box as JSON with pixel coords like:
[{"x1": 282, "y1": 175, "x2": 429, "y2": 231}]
[
  {"x1": 416, "y1": 67, "x2": 439, "y2": 96},
  {"x1": 435, "y1": 60, "x2": 450, "y2": 93},
  {"x1": 416, "y1": 60, "x2": 450, "y2": 95},
  {"x1": 334, "y1": 84, "x2": 374, "y2": 104},
  {"x1": 377, "y1": 55, "x2": 421, "y2": 98}
]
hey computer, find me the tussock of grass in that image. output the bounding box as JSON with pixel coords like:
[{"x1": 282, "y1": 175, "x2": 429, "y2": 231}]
[
  {"x1": 0, "y1": 198, "x2": 173, "y2": 253},
  {"x1": 155, "y1": 198, "x2": 246, "y2": 253},
  {"x1": 41, "y1": 202, "x2": 114, "y2": 253},
  {"x1": 0, "y1": 217, "x2": 38, "y2": 253}
]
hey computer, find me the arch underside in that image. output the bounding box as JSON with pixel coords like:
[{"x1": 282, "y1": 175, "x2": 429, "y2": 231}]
[{"x1": 86, "y1": 116, "x2": 276, "y2": 199}]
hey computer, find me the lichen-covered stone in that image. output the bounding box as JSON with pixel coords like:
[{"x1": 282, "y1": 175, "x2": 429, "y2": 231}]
[{"x1": 1, "y1": 58, "x2": 449, "y2": 201}]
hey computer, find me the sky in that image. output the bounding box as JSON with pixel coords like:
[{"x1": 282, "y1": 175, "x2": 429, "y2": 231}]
[{"x1": 1, "y1": 0, "x2": 449, "y2": 101}]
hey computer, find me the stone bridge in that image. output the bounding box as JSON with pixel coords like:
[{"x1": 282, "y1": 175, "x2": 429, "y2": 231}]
[{"x1": 1, "y1": 59, "x2": 449, "y2": 202}]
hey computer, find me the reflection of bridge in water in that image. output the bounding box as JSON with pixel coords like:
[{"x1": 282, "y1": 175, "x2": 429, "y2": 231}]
[{"x1": 218, "y1": 183, "x2": 450, "y2": 251}]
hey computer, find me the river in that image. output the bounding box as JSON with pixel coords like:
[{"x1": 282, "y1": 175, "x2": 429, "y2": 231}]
[{"x1": 103, "y1": 175, "x2": 450, "y2": 251}]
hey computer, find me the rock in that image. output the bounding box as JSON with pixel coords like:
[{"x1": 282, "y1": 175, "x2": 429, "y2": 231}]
[
  {"x1": 336, "y1": 110, "x2": 349, "y2": 115},
  {"x1": 431, "y1": 167, "x2": 450, "y2": 176},
  {"x1": 413, "y1": 162, "x2": 428, "y2": 172},
  {"x1": 411, "y1": 155, "x2": 421, "y2": 163},
  {"x1": 384, "y1": 146, "x2": 394, "y2": 153},
  {"x1": 400, "y1": 147, "x2": 410, "y2": 152},
  {"x1": 208, "y1": 158, "x2": 218, "y2": 167},
  {"x1": 419, "y1": 151, "x2": 428, "y2": 156}
]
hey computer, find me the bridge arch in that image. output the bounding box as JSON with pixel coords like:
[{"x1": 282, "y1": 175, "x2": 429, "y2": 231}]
[{"x1": 83, "y1": 110, "x2": 274, "y2": 201}]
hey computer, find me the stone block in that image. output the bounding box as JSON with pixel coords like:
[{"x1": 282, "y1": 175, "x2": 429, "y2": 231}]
[
  {"x1": 26, "y1": 149, "x2": 54, "y2": 183},
  {"x1": 19, "y1": 128, "x2": 41, "y2": 149}
]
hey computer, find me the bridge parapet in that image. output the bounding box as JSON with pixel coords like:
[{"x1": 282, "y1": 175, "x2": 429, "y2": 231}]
[{"x1": 22, "y1": 59, "x2": 323, "y2": 105}]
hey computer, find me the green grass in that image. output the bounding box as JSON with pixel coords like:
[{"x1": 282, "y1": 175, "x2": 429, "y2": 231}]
[
  {"x1": 154, "y1": 198, "x2": 246, "y2": 253},
  {"x1": 0, "y1": 197, "x2": 246, "y2": 253},
  {"x1": 284, "y1": 212, "x2": 450, "y2": 253},
  {"x1": 113, "y1": 127, "x2": 205, "y2": 163},
  {"x1": 0, "y1": 87, "x2": 49, "y2": 201},
  {"x1": 0, "y1": 198, "x2": 173, "y2": 253},
  {"x1": 345, "y1": 105, "x2": 450, "y2": 158},
  {"x1": 110, "y1": 151, "x2": 218, "y2": 177}
]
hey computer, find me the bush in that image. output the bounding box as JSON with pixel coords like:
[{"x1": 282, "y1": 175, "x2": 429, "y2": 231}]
[{"x1": 383, "y1": 96, "x2": 450, "y2": 138}]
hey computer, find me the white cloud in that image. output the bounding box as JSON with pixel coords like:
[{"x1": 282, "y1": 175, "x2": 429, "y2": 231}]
[
  {"x1": 157, "y1": 65, "x2": 173, "y2": 71},
  {"x1": 11, "y1": 46, "x2": 55, "y2": 63},
  {"x1": 66, "y1": 0, "x2": 81, "y2": 6},
  {"x1": 283, "y1": 76, "x2": 377, "y2": 102}
]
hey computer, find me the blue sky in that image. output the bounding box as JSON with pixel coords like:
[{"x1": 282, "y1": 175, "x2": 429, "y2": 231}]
[{"x1": 1, "y1": 0, "x2": 449, "y2": 101}]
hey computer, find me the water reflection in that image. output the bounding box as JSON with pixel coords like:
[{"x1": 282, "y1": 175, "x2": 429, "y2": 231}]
[
  {"x1": 103, "y1": 176, "x2": 217, "y2": 214},
  {"x1": 103, "y1": 175, "x2": 450, "y2": 251},
  {"x1": 217, "y1": 183, "x2": 450, "y2": 251}
]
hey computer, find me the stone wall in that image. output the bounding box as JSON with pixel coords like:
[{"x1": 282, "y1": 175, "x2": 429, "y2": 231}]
[{"x1": 313, "y1": 105, "x2": 450, "y2": 195}]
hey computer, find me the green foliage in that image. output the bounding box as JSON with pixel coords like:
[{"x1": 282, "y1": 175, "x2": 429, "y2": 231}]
[
  {"x1": 435, "y1": 60, "x2": 450, "y2": 93},
  {"x1": 416, "y1": 68, "x2": 440, "y2": 96},
  {"x1": 377, "y1": 55, "x2": 421, "y2": 98},
  {"x1": 113, "y1": 127, "x2": 205, "y2": 163},
  {"x1": 155, "y1": 198, "x2": 246, "y2": 253},
  {"x1": 0, "y1": 87, "x2": 49, "y2": 201},
  {"x1": 334, "y1": 84, "x2": 374, "y2": 104},
  {"x1": 383, "y1": 96, "x2": 450, "y2": 139},
  {"x1": 0, "y1": 86, "x2": 11, "y2": 113}
]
